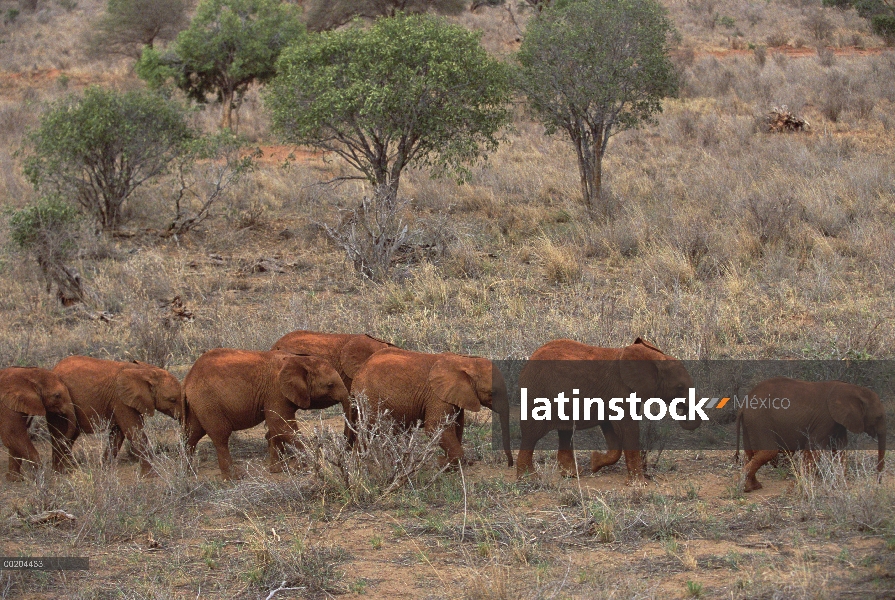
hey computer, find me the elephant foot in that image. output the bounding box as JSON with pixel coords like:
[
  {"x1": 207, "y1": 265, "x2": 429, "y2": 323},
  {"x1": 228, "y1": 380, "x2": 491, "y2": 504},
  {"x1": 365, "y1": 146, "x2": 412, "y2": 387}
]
[
  {"x1": 222, "y1": 464, "x2": 248, "y2": 481},
  {"x1": 515, "y1": 450, "x2": 535, "y2": 479},
  {"x1": 743, "y1": 477, "x2": 762, "y2": 492},
  {"x1": 5, "y1": 471, "x2": 24, "y2": 482},
  {"x1": 437, "y1": 455, "x2": 471, "y2": 470},
  {"x1": 625, "y1": 475, "x2": 649, "y2": 487},
  {"x1": 557, "y1": 450, "x2": 578, "y2": 478}
]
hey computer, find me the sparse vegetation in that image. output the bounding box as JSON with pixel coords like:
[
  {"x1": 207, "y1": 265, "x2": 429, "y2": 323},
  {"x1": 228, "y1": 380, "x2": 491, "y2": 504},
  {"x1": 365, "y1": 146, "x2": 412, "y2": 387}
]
[{"x1": 1, "y1": 1, "x2": 895, "y2": 598}]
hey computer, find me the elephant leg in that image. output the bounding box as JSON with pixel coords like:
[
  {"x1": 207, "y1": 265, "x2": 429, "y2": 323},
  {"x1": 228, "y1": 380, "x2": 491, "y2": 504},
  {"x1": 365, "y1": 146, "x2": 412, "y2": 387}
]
[
  {"x1": 48, "y1": 416, "x2": 78, "y2": 473},
  {"x1": 265, "y1": 405, "x2": 299, "y2": 473},
  {"x1": 104, "y1": 426, "x2": 125, "y2": 464},
  {"x1": 184, "y1": 413, "x2": 206, "y2": 456},
  {"x1": 557, "y1": 429, "x2": 578, "y2": 478},
  {"x1": 430, "y1": 411, "x2": 467, "y2": 467},
  {"x1": 266, "y1": 428, "x2": 298, "y2": 473},
  {"x1": 615, "y1": 424, "x2": 646, "y2": 485},
  {"x1": 742, "y1": 449, "x2": 777, "y2": 492},
  {"x1": 211, "y1": 436, "x2": 240, "y2": 480},
  {"x1": 516, "y1": 424, "x2": 542, "y2": 478},
  {"x1": 116, "y1": 411, "x2": 153, "y2": 477},
  {"x1": 591, "y1": 423, "x2": 623, "y2": 473},
  {"x1": 454, "y1": 409, "x2": 465, "y2": 447},
  {"x1": 343, "y1": 402, "x2": 358, "y2": 449},
  {"x1": 801, "y1": 449, "x2": 821, "y2": 476},
  {"x1": 4, "y1": 436, "x2": 40, "y2": 482}
]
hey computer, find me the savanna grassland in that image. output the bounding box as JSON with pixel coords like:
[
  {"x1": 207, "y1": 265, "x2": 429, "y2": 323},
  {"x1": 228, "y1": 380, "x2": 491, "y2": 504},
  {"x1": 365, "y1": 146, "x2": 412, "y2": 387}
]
[{"x1": 1, "y1": 0, "x2": 895, "y2": 598}]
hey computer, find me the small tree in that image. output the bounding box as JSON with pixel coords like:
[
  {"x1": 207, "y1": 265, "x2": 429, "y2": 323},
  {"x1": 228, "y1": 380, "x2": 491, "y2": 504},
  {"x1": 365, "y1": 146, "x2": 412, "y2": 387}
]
[
  {"x1": 265, "y1": 13, "x2": 511, "y2": 199},
  {"x1": 303, "y1": 0, "x2": 466, "y2": 32},
  {"x1": 516, "y1": 0, "x2": 678, "y2": 214},
  {"x1": 139, "y1": 0, "x2": 304, "y2": 130},
  {"x1": 87, "y1": 0, "x2": 190, "y2": 59},
  {"x1": 20, "y1": 87, "x2": 193, "y2": 230},
  {"x1": 8, "y1": 198, "x2": 91, "y2": 305}
]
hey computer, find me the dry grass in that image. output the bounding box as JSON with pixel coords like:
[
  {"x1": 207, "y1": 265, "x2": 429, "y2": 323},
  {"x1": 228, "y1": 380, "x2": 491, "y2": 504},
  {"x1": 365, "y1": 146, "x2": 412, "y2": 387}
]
[{"x1": 2, "y1": 2, "x2": 895, "y2": 598}]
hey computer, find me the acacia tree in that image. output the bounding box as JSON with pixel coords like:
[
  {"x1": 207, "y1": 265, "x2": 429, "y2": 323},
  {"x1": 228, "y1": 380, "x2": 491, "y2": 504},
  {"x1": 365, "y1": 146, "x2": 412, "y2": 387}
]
[
  {"x1": 516, "y1": 0, "x2": 678, "y2": 214},
  {"x1": 20, "y1": 87, "x2": 193, "y2": 230},
  {"x1": 265, "y1": 13, "x2": 511, "y2": 199},
  {"x1": 87, "y1": 0, "x2": 190, "y2": 59},
  {"x1": 139, "y1": 0, "x2": 304, "y2": 130}
]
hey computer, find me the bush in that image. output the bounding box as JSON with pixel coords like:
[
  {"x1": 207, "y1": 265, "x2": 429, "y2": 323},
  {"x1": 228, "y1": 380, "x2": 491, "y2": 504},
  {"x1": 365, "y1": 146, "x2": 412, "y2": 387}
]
[
  {"x1": 20, "y1": 87, "x2": 193, "y2": 230},
  {"x1": 297, "y1": 394, "x2": 453, "y2": 506},
  {"x1": 7, "y1": 198, "x2": 91, "y2": 305},
  {"x1": 872, "y1": 13, "x2": 895, "y2": 44},
  {"x1": 322, "y1": 186, "x2": 411, "y2": 282}
]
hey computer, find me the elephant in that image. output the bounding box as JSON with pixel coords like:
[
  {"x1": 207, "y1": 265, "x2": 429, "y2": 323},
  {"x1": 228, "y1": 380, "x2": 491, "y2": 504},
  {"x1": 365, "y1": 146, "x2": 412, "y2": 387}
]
[
  {"x1": 350, "y1": 348, "x2": 513, "y2": 467},
  {"x1": 182, "y1": 349, "x2": 349, "y2": 479},
  {"x1": 51, "y1": 356, "x2": 183, "y2": 476},
  {"x1": 515, "y1": 338, "x2": 700, "y2": 483},
  {"x1": 736, "y1": 377, "x2": 886, "y2": 492},
  {"x1": 0, "y1": 367, "x2": 76, "y2": 481},
  {"x1": 271, "y1": 330, "x2": 394, "y2": 441},
  {"x1": 270, "y1": 330, "x2": 394, "y2": 391}
]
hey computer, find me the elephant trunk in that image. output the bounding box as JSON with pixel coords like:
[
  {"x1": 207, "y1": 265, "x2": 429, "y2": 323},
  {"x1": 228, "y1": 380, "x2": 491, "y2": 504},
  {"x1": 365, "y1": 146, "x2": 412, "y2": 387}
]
[
  {"x1": 674, "y1": 400, "x2": 701, "y2": 431},
  {"x1": 878, "y1": 426, "x2": 886, "y2": 476},
  {"x1": 61, "y1": 405, "x2": 78, "y2": 439}
]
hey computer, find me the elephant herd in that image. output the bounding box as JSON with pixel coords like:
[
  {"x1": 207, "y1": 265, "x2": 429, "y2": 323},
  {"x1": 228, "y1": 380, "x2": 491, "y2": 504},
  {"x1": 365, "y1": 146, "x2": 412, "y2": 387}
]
[{"x1": 0, "y1": 332, "x2": 887, "y2": 493}]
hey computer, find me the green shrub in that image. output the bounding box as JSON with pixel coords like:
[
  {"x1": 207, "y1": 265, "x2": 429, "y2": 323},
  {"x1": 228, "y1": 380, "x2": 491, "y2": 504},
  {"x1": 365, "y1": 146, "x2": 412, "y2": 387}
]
[
  {"x1": 20, "y1": 87, "x2": 193, "y2": 230},
  {"x1": 872, "y1": 13, "x2": 895, "y2": 43}
]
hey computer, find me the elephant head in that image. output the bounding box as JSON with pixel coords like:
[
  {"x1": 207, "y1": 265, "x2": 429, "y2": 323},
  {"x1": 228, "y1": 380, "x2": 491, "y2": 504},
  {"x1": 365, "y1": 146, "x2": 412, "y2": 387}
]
[
  {"x1": 117, "y1": 363, "x2": 183, "y2": 420},
  {"x1": 278, "y1": 355, "x2": 349, "y2": 410},
  {"x1": 828, "y1": 382, "x2": 886, "y2": 473},
  {"x1": 2, "y1": 368, "x2": 77, "y2": 438},
  {"x1": 619, "y1": 338, "x2": 699, "y2": 431},
  {"x1": 428, "y1": 354, "x2": 514, "y2": 467}
]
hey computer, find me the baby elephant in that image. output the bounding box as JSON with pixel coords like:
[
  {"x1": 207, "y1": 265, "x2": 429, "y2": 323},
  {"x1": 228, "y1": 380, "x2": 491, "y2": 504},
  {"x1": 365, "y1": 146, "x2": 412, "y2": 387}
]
[
  {"x1": 737, "y1": 377, "x2": 886, "y2": 492},
  {"x1": 350, "y1": 348, "x2": 512, "y2": 468},
  {"x1": 0, "y1": 367, "x2": 76, "y2": 481},
  {"x1": 183, "y1": 349, "x2": 349, "y2": 479},
  {"x1": 52, "y1": 356, "x2": 183, "y2": 476}
]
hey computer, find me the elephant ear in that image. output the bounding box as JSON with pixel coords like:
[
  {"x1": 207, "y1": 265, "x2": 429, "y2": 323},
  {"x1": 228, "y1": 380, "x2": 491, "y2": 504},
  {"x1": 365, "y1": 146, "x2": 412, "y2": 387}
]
[
  {"x1": 828, "y1": 384, "x2": 866, "y2": 434},
  {"x1": 619, "y1": 342, "x2": 661, "y2": 396},
  {"x1": 428, "y1": 354, "x2": 482, "y2": 412},
  {"x1": 340, "y1": 335, "x2": 391, "y2": 379},
  {"x1": 0, "y1": 387, "x2": 46, "y2": 416},
  {"x1": 115, "y1": 369, "x2": 156, "y2": 416},
  {"x1": 278, "y1": 358, "x2": 311, "y2": 409}
]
